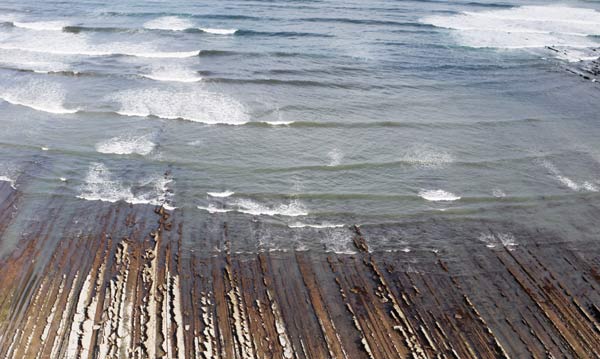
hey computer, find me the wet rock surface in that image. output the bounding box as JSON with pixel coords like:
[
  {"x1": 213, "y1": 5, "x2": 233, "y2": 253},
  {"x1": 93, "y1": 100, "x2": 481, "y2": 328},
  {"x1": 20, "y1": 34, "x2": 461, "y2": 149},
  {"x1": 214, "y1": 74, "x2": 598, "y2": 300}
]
[{"x1": 0, "y1": 179, "x2": 599, "y2": 358}]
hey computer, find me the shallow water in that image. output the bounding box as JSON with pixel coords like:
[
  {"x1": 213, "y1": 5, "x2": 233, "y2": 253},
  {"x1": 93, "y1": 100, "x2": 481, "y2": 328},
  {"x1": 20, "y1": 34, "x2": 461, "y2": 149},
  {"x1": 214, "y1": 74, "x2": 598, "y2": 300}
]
[{"x1": 0, "y1": 0, "x2": 599, "y2": 238}]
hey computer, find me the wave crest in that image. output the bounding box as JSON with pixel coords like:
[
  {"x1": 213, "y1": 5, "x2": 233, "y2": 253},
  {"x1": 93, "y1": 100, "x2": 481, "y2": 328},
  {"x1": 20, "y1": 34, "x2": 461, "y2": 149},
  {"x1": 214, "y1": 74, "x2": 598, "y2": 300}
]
[{"x1": 111, "y1": 88, "x2": 249, "y2": 125}]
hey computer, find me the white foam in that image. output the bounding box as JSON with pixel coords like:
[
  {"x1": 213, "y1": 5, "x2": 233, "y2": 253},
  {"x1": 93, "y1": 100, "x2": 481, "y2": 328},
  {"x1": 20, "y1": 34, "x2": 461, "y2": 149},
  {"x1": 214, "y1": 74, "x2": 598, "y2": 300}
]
[
  {"x1": 197, "y1": 205, "x2": 233, "y2": 214},
  {"x1": 492, "y1": 189, "x2": 506, "y2": 198},
  {"x1": 0, "y1": 48, "x2": 71, "y2": 73},
  {"x1": 144, "y1": 16, "x2": 194, "y2": 31},
  {"x1": 77, "y1": 163, "x2": 134, "y2": 203},
  {"x1": 234, "y1": 198, "x2": 308, "y2": 217},
  {"x1": 541, "y1": 160, "x2": 598, "y2": 192},
  {"x1": 112, "y1": 88, "x2": 249, "y2": 125},
  {"x1": 321, "y1": 229, "x2": 356, "y2": 254},
  {"x1": 77, "y1": 163, "x2": 175, "y2": 209},
  {"x1": 142, "y1": 65, "x2": 203, "y2": 83},
  {"x1": 13, "y1": 20, "x2": 69, "y2": 31},
  {"x1": 419, "y1": 189, "x2": 461, "y2": 202},
  {"x1": 95, "y1": 135, "x2": 156, "y2": 156},
  {"x1": 288, "y1": 222, "x2": 345, "y2": 229},
  {"x1": 0, "y1": 31, "x2": 199, "y2": 59},
  {"x1": 402, "y1": 145, "x2": 454, "y2": 168},
  {"x1": 261, "y1": 121, "x2": 294, "y2": 126},
  {"x1": 0, "y1": 176, "x2": 16, "y2": 189},
  {"x1": 200, "y1": 28, "x2": 237, "y2": 35},
  {"x1": 0, "y1": 79, "x2": 78, "y2": 114},
  {"x1": 207, "y1": 191, "x2": 234, "y2": 198},
  {"x1": 421, "y1": 6, "x2": 600, "y2": 52},
  {"x1": 497, "y1": 232, "x2": 518, "y2": 251},
  {"x1": 327, "y1": 148, "x2": 344, "y2": 166}
]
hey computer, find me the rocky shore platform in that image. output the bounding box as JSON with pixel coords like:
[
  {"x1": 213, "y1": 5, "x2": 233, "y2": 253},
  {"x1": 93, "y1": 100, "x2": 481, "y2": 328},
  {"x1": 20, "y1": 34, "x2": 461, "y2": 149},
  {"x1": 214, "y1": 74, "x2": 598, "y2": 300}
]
[{"x1": 0, "y1": 178, "x2": 599, "y2": 358}]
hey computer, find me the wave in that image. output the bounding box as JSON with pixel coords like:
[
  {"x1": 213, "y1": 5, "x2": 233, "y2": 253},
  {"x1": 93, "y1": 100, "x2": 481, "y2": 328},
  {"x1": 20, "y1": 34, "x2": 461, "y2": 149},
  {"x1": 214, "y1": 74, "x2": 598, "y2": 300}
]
[
  {"x1": 95, "y1": 134, "x2": 156, "y2": 156},
  {"x1": 143, "y1": 16, "x2": 237, "y2": 34},
  {"x1": 258, "y1": 121, "x2": 295, "y2": 126},
  {"x1": 207, "y1": 191, "x2": 234, "y2": 197},
  {"x1": 235, "y1": 30, "x2": 330, "y2": 38},
  {"x1": 299, "y1": 17, "x2": 428, "y2": 27},
  {"x1": 478, "y1": 232, "x2": 518, "y2": 250},
  {"x1": 288, "y1": 222, "x2": 345, "y2": 229},
  {"x1": 0, "y1": 175, "x2": 16, "y2": 189},
  {"x1": 418, "y1": 189, "x2": 461, "y2": 202},
  {"x1": 246, "y1": 118, "x2": 542, "y2": 129},
  {"x1": 234, "y1": 198, "x2": 308, "y2": 217},
  {"x1": 141, "y1": 66, "x2": 203, "y2": 83},
  {"x1": 541, "y1": 160, "x2": 599, "y2": 192},
  {"x1": 144, "y1": 16, "x2": 193, "y2": 31},
  {"x1": 400, "y1": 145, "x2": 454, "y2": 168},
  {"x1": 198, "y1": 198, "x2": 308, "y2": 217},
  {"x1": 11, "y1": 20, "x2": 69, "y2": 31},
  {"x1": 0, "y1": 44, "x2": 200, "y2": 59},
  {"x1": 204, "y1": 77, "x2": 349, "y2": 89},
  {"x1": 77, "y1": 163, "x2": 175, "y2": 209},
  {"x1": 0, "y1": 79, "x2": 78, "y2": 114},
  {"x1": 327, "y1": 148, "x2": 344, "y2": 167},
  {"x1": 197, "y1": 205, "x2": 233, "y2": 213},
  {"x1": 420, "y1": 5, "x2": 600, "y2": 52},
  {"x1": 0, "y1": 31, "x2": 200, "y2": 58},
  {"x1": 111, "y1": 88, "x2": 249, "y2": 125},
  {"x1": 199, "y1": 28, "x2": 237, "y2": 35}
]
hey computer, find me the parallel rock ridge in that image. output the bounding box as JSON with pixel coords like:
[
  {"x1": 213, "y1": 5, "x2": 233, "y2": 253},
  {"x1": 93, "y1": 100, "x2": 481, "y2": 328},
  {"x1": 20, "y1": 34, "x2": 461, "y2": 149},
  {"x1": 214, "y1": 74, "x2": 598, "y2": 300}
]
[{"x1": 0, "y1": 180, "x2": 599, "y2": 358}]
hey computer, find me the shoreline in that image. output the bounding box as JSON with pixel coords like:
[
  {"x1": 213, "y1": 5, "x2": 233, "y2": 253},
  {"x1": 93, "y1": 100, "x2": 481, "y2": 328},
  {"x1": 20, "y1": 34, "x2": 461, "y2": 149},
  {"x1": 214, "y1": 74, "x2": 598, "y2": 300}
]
[{"x1": 0, "y1": 179, "x2": 598, "y2": 358}]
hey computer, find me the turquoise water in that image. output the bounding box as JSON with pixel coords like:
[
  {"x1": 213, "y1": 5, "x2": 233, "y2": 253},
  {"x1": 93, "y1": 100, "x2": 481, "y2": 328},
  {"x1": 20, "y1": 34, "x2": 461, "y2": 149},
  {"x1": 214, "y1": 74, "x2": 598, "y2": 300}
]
[{"x1": 0, "y1": 0, "x2": 599, "y2": 245}]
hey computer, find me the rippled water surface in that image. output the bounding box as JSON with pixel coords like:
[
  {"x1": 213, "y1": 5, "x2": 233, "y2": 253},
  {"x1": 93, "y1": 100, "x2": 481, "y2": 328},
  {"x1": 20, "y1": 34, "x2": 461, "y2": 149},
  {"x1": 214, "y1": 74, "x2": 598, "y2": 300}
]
[{"x1": 1, "y1": 0, "x2": 599, "y2": 238}]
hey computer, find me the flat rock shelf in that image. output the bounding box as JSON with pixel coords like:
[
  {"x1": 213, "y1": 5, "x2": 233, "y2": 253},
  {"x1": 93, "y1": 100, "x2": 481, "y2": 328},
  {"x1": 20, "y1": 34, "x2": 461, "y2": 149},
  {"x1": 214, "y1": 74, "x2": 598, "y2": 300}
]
[{"x1": 0, "y1": 179, "x2": 599, "y2": 358}]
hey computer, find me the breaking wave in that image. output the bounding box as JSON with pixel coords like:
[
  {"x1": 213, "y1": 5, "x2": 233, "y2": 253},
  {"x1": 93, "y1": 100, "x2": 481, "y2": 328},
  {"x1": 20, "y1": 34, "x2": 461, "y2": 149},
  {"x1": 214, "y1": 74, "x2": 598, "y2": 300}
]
[
  {"x1": 418, "y1": 189, "x2": 461, "y2": 201},
  {"x1": 111, "y1": 88, "x2": 250, "y2": 125},
  {"x1": 0, "y1": 79, "x2": 78, "y2": 114},
  {"x1": 95, "y1": 134, "x2": 156, "y2": 156},
  {"x1": 77, "y1": 163, "x2": 175, "y2": 209}
]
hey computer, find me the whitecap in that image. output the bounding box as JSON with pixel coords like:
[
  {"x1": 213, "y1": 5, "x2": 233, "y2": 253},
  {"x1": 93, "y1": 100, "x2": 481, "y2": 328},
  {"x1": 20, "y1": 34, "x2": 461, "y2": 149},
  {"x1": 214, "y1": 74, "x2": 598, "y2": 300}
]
[
  {"x1": 421, "y1": 5, "x2": 600, "y2": 58},
  {"x1": 418, "y1": 189, "x2": 461, "y2": 201},
  {"x1": 77, "y1": 163, "x2": 134, "y2": 203},
  {"x1": 478, "y1": 232, "x2": 518, "y2": 251},
  {"x1": 492, "y1": 189, "x2": 506, "y2": 198},
  {"x1": 288, "y1": 222, "x2": 345, "y2": 229},
  {"x1": 95, "y1": 135, "x2": 156, "y2": 156},
  {"x1": 261, "y1": 121, "x2": 294, "y2": 126},
  {"x1": 321, "y1": 229, "x2": 356, "y2": 254},
  {"x1": 327, "y1": 148, "x2": 344, "y2": 166},
  {"x1": 200, "y1": 28, "x2": 238, "y2": 35},
  {"x1": 0, "y1": 49, "x2": 71, "y2": 73},
  {"x1": 77, "y1": 163, "x2": 175, "y2": 209},
  {"x1": 144, "y1": 16, "x2": 194, "y2": 31},
  {"x1": 0, "y1": 176, "x2": 16, "y2": 189},
  {"x1": 13, "y1": 20, "x2": 69, "y2": 31},
  {"x1": 0, "y1": 79, "x2": 78, "y2": 114},
  {"x1": 234, "y1": 198, "x2": 308, "y2": 217},
  {"x1": 111, "y1": 88, "x2": 250, "y2": 125},
  {"x1": 541, "y1": 160, "x2": 598, "y2": 192},
  {"x1": 197, "y1": 205, "x2": 233, "y2": 214},
  {"x1": 0, "y1": 31, "x2": 199, "y2": 59},
  {"x1": 207, "y1": 191, "x2": 234, "y2": 198},
  {"x1": 401, "y1": 145, "x2": 454, "y2": 167},
  {"x1": 142, "y1": 65, "x2": 202, "y2": 83}
]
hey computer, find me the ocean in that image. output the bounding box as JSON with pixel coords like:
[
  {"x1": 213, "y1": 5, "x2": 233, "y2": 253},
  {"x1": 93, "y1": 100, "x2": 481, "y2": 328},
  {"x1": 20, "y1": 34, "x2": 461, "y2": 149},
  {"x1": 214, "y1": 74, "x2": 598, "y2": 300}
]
[{"x1": 0, "y1": 0, "x2": 600, "y2": 253}]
